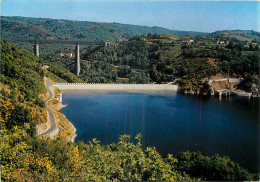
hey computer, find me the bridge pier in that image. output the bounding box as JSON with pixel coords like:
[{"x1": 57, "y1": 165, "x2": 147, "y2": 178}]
[
  {"x1": 34, "y1": 43, "x2": 39, "y2": 57},
  {"x1": 7, "y1": 39, "x2": 106, "y2": 76},
  {"x1": 74, "y1": 42, "x2": 80, "y2": 76}
]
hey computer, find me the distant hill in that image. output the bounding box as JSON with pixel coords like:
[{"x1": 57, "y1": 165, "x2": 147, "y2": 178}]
[
  {"x1": 2, "y1": 16, "x2": 259, "y2": 42},
  {"x1": 98, "y1": 22, "x2": 205, "y2": 36},
  {"x1": 1, "y1": 16, "x2": 206, "y2": 41},
  {"x1": 210, "y1": 30, "x2": 260, "y2": 42},
  {"x1": 1, "y1": 18, "x2": 52, "y2": 39}
]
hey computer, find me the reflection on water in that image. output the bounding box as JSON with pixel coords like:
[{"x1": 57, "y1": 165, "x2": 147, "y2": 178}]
[{"x1": 62, "y1": 91, "x2": 259, "y2": 173}]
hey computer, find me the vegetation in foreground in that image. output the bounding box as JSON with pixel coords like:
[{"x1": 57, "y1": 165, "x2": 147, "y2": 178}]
[{"x1": 1, "y1": 40, "x2": 259, "y2": 181}]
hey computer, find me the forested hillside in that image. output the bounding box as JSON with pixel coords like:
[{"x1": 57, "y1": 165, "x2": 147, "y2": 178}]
[
  {"x1": 74, "y1": 34, "x2": 259, "y2": 96},
  {"x1": 0, "y1": 40, "x2": 82, "y2": 130},
  {"x1": 210, "y1": 30, "x2": 260, "y2": 42},
  {"x1": 1, "y1": 16, "x2": 205, "y2": 41},
  {"x1": 0, "y1": 40, "x2": 47, "y2": 134},
  {"x1": 1, "y1": 40, "x2": 258, "y2": 181},
  {"x1": 2, "y1": 16, "x2": 259, "y2": 43}
]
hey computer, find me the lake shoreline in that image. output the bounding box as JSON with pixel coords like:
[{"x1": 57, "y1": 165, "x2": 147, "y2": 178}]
[
  {"x1": 53, "y1": 94, "x2": 77, "y2": 142},
  {"x1": 57, "y1": 102, "x2": 78, "y2": 142}
]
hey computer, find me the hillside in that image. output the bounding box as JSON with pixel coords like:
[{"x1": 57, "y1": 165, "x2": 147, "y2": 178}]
[
  {"x1": 2, "y1": 16, "x2": 259, "y2": 43},
  {"x1": 1, "y1": 16, "x2": 205, "y2": 41},
  {"x1": 210, "y1": 30, "x2": 260, "y2": 42},
  {"x1": 0, "y1": 39, "x2": 47, "y2": 132},
  {"x1": 65, "y1": 34, "x2": 258, "y2": 96},
  {"x1": 0, "y1": 39, "x2": 82, "y2": 128},
  {"x1": 99, "y1": 22, "x2": 205, "y2": 37},
  {"x1": 1, "y1": 18, "x2": 52, "y2": 39}
]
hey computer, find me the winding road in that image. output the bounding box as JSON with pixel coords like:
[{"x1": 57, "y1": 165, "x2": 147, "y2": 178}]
[{"x1": 39, "y1": 77, "x2": 58, "y2": 136}]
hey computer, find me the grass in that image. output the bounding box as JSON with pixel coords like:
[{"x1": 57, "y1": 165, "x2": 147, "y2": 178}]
[
  {"x1": 242, "y1": 51, "x2": 257, "y2": 56},
  {"x1": 46, "y1": 71, "x2": 66, "y2": 83},
  {"x1": 164, "y1": 45, "x2": 182, "y2": 59}
]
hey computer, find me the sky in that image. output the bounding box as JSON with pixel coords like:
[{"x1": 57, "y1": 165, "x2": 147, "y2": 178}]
[{"x1": 1, "y1": 0, "x2": 259, "y2": 32}]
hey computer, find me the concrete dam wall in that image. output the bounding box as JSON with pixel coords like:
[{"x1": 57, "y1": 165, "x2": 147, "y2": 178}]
[{"x1": 53, "y1": 83, "x2": 179, "y2": 91}]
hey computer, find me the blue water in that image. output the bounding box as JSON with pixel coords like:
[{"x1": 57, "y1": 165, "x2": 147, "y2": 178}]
[{"x1": 61, "y1": 91, "x2": 259, "y2": 173}]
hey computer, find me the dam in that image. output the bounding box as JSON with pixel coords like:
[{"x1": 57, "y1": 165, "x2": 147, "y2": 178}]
[{"x1": 53, "y1": 83, "x2": 179, "y2": 91}]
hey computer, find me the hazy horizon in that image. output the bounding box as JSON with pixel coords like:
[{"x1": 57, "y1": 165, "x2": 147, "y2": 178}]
[{"x1": 1, "y1": 0, "x2": 259, "y2": 32}]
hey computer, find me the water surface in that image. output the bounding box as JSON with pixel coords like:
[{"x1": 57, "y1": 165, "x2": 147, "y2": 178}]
[{"x1": 61, "y1": 91, "x2": 259, "y2": 172}]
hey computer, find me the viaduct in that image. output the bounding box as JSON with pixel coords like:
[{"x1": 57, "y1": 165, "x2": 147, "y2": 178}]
[{"x1": 6, "y1": 39, "x2": 110, "y2": 76}]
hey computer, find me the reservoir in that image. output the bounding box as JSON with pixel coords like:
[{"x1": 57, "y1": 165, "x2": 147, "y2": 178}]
[{"x1": 61, "y1": 91, "x2": 259, "y2": 173}]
